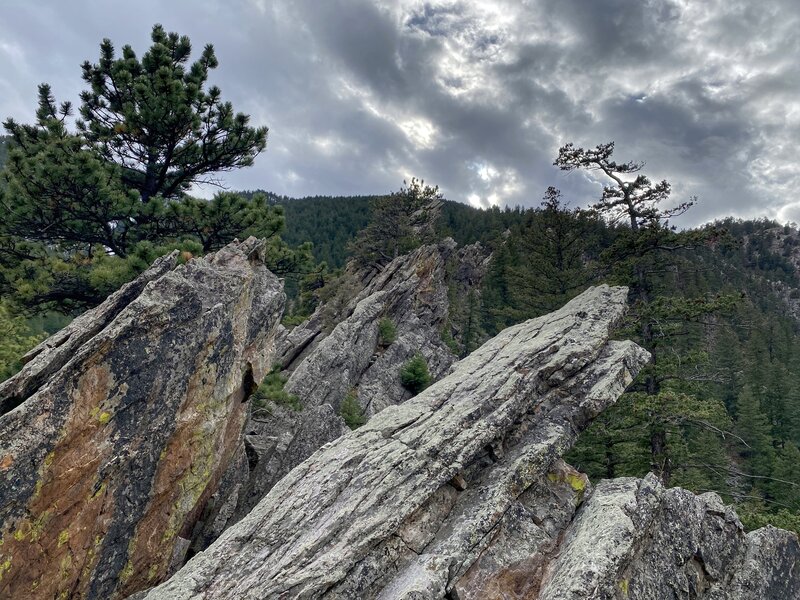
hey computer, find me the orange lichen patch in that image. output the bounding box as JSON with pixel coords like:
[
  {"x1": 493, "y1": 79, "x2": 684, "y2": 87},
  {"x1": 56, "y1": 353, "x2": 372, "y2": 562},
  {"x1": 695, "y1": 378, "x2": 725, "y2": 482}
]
[
  {"x1": 456, "y1": 550, "x2": 551, "y2": 599},
  {"x1": 115, "y1": 344, "x2": 248, "y2": 598},
  {"x1": 0, "y1": 362, "x2": 120, "y2": 600},
  {"x1": 0, "y1": 455, "x2": 12, "y2": 470}
]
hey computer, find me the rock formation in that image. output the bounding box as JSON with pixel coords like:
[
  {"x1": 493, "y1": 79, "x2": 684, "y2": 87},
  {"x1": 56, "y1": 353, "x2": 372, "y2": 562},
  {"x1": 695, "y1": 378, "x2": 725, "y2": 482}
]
[
  {"x1": 230, "y1": 240, "x2": 488, "y2": 519},
  {"x1": 3, "y1": 240, "x2": 798, "y2": 599},
  {"x1": 0, "y1": 238, "x2": 284, "y2": 600},
  {"x1": 139, "y1": 285, "x2": 650, "y2": 598},
  {"x1": 536, "y1": 475, "x2": 800, "y2": 600},
  {"x1": 283, "y1": 239, "x2": 460, "y2": 416},
  {"x1": 140, "y1": 284, "x2": 800, "y2": 600}
]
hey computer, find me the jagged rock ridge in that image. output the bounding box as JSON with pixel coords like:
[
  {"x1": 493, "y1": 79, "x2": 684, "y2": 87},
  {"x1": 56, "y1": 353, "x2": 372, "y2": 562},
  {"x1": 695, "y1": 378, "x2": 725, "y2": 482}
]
[
  {"x1": 141, "y1": 285, "x2": 651, "y2": 598},
  {"x1": 231, "y1": 240, "x2": 488, "y2": 521},
  {"x1": 537, "y1": 475, "x2": 800, "y2": 599},
  {"x1": 1, "y1": 241, "x2": 797, "y2": 600},
  {"x1": 142, "y1": 284, "x2": 800, "y2": 600},
  {"x1": 282, "y1": 239, "x2": 462, "y2": 415},
  {"x1": 0, "y1": 238, "x2": 284, "y2": 600}
]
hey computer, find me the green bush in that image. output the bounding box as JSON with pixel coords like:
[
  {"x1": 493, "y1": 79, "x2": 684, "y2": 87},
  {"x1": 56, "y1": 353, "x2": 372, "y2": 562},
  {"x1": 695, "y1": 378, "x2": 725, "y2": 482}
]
[
  {"x1": 340, "y1": 390, "x2": 366, "y2": 429},
  {"x1": 440, "y1": 326, "x2": 461, "y2": 355},
  {"x1": 281, "y1": 313, "x2": 308, "y2": 327},
  {"x1": 378, "y1": 318, "x2": 397, "y2": 347},
  {"x1": 0, "y1": 301, "x2": 46, "y2": 381},
  {"x1": 252, "y1": 367, "x2": 301, "y2": 411},
  {"x1": 400, "y1": 353, "x2": 432, "y2": 394},
  {"x1": 736, "y1": 504, "x2": 800, "y2": 536}
]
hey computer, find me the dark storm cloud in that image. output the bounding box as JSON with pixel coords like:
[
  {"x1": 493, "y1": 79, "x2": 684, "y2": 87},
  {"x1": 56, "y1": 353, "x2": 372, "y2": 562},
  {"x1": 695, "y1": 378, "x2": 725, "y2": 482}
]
[{"x1": 1, "y1": 0, "x2": 798, "y2": 224}]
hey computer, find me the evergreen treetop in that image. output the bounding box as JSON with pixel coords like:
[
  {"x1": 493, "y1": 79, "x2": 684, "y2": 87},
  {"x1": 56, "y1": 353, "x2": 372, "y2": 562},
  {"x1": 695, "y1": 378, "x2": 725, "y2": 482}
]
[{"x1": 0, "y1": 25, "x2": 304, "y2": 313}]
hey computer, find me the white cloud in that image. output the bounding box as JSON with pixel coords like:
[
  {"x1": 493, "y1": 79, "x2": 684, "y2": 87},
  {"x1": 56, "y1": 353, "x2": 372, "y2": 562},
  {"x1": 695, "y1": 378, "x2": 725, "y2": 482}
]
[{"x1": 1, "y1": 0, "x2": 799, "y2": 225}]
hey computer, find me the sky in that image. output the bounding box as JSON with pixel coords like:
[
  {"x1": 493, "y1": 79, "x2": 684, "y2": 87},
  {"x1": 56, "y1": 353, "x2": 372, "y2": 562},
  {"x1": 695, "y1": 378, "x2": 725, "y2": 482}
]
[{"x1": 0, "y1": 0, "x2": 798, "y2": 226}]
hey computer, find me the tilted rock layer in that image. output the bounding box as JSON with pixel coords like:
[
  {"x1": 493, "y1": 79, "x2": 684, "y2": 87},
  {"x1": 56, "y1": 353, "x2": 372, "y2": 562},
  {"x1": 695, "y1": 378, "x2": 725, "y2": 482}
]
[
  {"x1": 142, "y1": 283, "x2": 800, "y2": 600},
  {"x1": 142, "y1": 285, "x2": 651, "y2": 598},
  {"x1": 283, "y1": 240, "x2": 463, "y2": 414},
  {"x1": 537, "y1": 475, "x2": 800, "y2": 600},
  {"x1": 0, "y1": 238, "x2": 284, "y2": 600},
  {"x1": 231, "y1": 240, "x2": 476, "y2": 520}
]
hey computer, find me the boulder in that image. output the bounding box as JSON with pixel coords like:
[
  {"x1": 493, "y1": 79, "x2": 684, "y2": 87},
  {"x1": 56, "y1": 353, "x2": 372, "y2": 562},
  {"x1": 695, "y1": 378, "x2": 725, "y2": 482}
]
[{"x1": 0, "y1": 238, "x2": 284, "y2": 600}]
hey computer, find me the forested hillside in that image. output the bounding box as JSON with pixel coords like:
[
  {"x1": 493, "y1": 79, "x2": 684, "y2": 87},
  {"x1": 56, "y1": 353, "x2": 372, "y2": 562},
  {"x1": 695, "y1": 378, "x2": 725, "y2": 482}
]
[
  {"x1": 0, "y1": 24, "x2": 797, "y2": 541},
  {"x1": 262, "y1": 190, "x2": 800, "y2": 533},
  {"x1": 249, "y1": 191, "x2": 523, "y2": 268}
]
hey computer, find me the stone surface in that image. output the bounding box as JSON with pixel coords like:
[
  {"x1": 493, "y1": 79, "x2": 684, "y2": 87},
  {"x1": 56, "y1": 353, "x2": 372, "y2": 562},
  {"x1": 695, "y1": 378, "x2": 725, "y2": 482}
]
[
  {"x1": 0, "y1": 251, "x2": 179, "y2": 415},
  {"x1": 141, "y1": 285, "x2": 650, "y2": 599},
  {"x1": 284, "y1": 240, "x2": 460, "y2": 415},
  {"x1": 227, "y1": 241, "x2": 475, "y2": 526},
  {"x1": 537, "y1": 475, "x2": 800, "y2": 600},
  {"x1": 231, "y1": 403, "x2": 349, "y2": 522},
  {"x1": 452, "y1": 460, "x2": 590, "y2": 600},
  {"x1": 0, "y1": 238, "x2": 284, "y2": 600}
]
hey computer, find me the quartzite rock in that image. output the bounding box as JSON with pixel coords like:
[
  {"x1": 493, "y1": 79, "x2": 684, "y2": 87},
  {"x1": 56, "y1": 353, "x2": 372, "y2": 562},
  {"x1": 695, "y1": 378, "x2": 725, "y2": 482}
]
[
  {"x1": 0, "y1": 238, "x2": 284, "y2": 600},
  {"x1": 231, "y1": 404, "x2": 349, "y2": 522},
  {"x1": 0, "y1": 251, "x2": 178, "y2": 415},
  {"x1": 141, "y1": 285, "x2": 650, "y2": 599},
  {"x1": 231, "y1": 241, "x2": 468, "y2": 523}
]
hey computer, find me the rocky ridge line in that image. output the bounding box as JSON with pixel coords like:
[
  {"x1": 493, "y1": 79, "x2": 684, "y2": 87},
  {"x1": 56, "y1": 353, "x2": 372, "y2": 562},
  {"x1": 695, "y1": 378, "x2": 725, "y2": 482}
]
[
  {"x1": 141, "y1": 285, "x2": 650, "y2": 598},
  {"x1": 231, "y1": 240, "x2": 489, "y2": 522}
]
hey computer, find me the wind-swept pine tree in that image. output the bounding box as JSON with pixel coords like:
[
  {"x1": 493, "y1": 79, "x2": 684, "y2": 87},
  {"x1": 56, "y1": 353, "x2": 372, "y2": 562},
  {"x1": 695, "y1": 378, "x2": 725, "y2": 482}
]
[{"x1": 557, "y1": 141, "x2": 733, "y2": 484}]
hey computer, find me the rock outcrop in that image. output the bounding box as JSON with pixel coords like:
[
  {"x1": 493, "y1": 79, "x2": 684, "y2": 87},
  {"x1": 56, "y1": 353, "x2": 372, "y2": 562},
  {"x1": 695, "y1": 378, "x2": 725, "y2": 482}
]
[
  {"x1": 5, "y1": 239, "x2": 797, "y2": 600},
  {"x1": 140, "y1": 283, "x2": 800, "y2": 600},
  {"x1": 230, "y1": 240, "x2": 483, "y2": 519},
  {"x1": 536, "y1": 475, "x2": 800, "y2": 600},
  {"x1": 0, "y1": 238, "x2": 284, "y2": 600},
  {"x1": 282, "y1": 240, "x2": 462, "y2": 415},
  {"x1": 140, "y1": 285, "x2": 651, "y2": 599}
]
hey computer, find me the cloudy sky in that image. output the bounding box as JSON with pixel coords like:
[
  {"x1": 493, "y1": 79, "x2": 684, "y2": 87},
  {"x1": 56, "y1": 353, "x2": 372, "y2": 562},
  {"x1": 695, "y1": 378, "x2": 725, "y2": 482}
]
[{"x1": 1, "y1": 0, "x2": 798, "y2": 226}]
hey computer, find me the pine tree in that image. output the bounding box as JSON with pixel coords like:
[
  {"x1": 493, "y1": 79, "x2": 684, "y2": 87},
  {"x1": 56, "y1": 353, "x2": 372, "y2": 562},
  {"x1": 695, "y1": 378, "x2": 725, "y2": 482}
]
[
  {"x1": 348, "y1": 179, "x2": 442, "y2": 274},
  {"x1": 507, "y1": 187, "x2": 594, "y2": 317},
  {"x1": 0, "y1": 25, "x2": 302, "y2": 313},
  {"x1": 556, "y1": 141, "x2": 732, "y2": 483},
  {"x1": 0, "y1": 301, "x2": 45, "y2": 381},
  {"x1": 77, "y1": 24, "x2": 266, "y2": 202},
  {"x1": 771, "y1": 442, "x2": 800, "y2": 510},
  {"x1": 735, "y1": 385, "x2": 777, "y2": 487}
]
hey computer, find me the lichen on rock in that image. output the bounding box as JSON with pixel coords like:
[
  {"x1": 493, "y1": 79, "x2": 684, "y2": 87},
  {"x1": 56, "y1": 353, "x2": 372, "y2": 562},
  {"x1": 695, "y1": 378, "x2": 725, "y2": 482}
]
[{"x1": 0, "y1": 237, "x2": 284, "y2": 600}]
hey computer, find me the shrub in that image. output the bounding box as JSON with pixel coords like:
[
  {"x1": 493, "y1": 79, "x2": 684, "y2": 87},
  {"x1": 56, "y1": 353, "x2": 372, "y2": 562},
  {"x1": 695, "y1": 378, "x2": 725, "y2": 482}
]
[
  {"x1": 252, "y1": 367, "x2": 301, "y2": 411},
  {"x1": 400, "y1": 353, "x2": 432, "y2": 394},
  {"x1": 440, "y1": 327, "x2": 461, "y2": 355},
  {"x1": 340, "y1": 391, "x2": 366, "y2": 429},
  {"x1": 378, "y1": 318, "x2": 397, "y2": 347},
  {"x1": 736, "y1": 504, "x2": 800, "y2": 536},
  {"x1": 0, "y1": 301, "x2": 46, "y2": 381}
]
